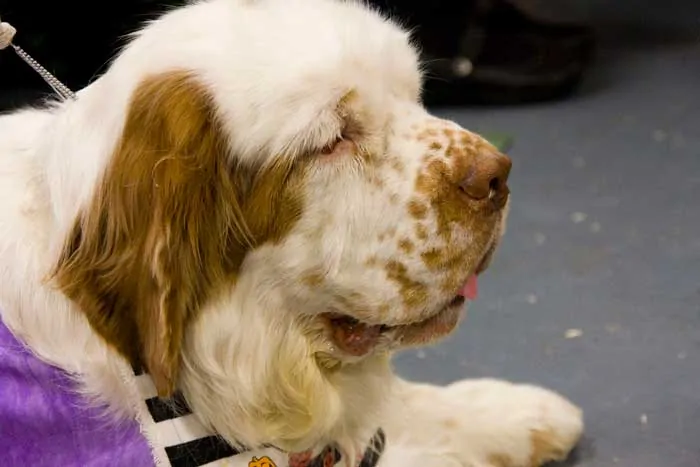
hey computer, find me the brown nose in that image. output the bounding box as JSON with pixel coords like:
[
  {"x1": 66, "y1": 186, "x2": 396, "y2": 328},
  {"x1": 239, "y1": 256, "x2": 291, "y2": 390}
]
[{"x1": 459, "y1": 151, "x2": 512, "y2": 208}]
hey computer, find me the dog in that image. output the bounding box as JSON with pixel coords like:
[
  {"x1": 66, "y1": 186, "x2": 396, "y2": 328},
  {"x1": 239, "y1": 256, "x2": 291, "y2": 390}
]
[{"x1": 0, "y1": 0, "x2": 583, "y2": 465}]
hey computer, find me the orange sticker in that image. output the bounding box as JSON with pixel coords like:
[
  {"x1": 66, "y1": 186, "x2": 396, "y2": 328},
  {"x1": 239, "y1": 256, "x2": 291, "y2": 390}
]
[{"x1": 248, "y1": 456, "x2": 277, "y2": 467}]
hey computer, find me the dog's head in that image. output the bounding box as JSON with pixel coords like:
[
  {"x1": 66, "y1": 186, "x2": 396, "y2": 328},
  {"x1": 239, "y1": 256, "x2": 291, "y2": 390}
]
[{"x1": 51, "y1": 0, "x2": 510, "y2": 454}]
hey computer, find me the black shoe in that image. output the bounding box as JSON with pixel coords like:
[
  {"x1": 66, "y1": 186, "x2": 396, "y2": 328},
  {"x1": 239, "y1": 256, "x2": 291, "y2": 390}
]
[{"x1": 416, "y1": 0, "x2": 595, "y2": 106}]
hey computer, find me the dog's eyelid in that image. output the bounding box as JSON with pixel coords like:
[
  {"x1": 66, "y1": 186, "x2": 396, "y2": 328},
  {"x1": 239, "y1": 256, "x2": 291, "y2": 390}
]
[{"x1": 319, "y1": 134, "x2": 346, "y2": 156}]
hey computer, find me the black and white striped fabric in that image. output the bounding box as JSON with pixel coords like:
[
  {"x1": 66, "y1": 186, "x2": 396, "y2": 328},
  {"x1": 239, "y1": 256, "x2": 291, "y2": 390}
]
[{"x1": 131, "y1": 365, "x2": 385, "y2": 467}]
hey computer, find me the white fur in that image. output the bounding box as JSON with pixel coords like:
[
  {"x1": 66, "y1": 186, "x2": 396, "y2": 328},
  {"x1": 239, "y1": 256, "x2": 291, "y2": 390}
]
[{"x1": 0, "y1": 0, "x2": 583, "y2": 465}]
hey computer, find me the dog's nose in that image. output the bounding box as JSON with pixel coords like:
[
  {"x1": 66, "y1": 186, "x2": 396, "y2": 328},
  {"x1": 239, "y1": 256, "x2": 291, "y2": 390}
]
[{"x1": 459, "y1": 151, "x2": 512, "y2": 208}]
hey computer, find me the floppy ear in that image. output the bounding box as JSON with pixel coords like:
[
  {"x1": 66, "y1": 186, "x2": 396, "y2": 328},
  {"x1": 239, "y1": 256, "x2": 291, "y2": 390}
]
[{"x1": 52, "y1": 71, "x2": 252, "y2": 396}]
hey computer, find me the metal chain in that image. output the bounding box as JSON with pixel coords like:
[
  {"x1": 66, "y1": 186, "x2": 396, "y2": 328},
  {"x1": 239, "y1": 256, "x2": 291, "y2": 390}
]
[
  {"x1": 0, "y1": 18, "x2": 76, "y2": 101},
  {"x1": 10, "y1": 43, "x2": 76, "y2": 100}
]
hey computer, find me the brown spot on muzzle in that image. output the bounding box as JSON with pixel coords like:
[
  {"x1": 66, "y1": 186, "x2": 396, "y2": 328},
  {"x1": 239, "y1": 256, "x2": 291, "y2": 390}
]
[
  {"x1": 415, "y1": 224, "x2": 429, "y2": 240},
  {"x1": 414, "y1": 126, "x2": 503, "y2": 242},
  {"x1": 52, "y1": 71, "x2": 307, "y2": 396},
  {"x1": 408, "y1": 122, "x2": 508, "y2": 293},
  {"x1": 408, "y1": 200, "x2": 428, "y2": 220},
  {"x1": 415, "y1": 158, "x2": 457, "y2": 240},
  {"x1": 421, "y1": 246, "x2": 471, "y2": 293},
  {"x1": 398, "y1": 238, "x2": 415, "y2": 254},
  {"x1": 385, "y1": 260, "x2": 428, "y2": 308}
]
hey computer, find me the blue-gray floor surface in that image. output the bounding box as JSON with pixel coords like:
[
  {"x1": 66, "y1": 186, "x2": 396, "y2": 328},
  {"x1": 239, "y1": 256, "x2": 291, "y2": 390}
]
[{"x1": 395, "y1": 3, "x2": 700, "y2": 466}]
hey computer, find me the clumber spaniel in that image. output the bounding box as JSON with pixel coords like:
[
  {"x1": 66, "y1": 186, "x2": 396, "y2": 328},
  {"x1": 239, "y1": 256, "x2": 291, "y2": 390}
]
[{"x1": 0, "y1": 0, "x2": 583, "y2": 466}]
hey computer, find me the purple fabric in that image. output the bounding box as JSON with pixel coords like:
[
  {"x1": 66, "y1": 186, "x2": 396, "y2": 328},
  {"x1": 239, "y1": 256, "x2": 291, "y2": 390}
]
[{"x1": 0, "y1": 317, "x2": 154, "y2": 467}]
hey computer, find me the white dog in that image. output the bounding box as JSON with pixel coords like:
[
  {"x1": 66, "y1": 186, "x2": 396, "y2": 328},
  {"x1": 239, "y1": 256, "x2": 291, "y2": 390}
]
[{"x1": 0, "y1": 0, "x2": 583, "y2": 466}]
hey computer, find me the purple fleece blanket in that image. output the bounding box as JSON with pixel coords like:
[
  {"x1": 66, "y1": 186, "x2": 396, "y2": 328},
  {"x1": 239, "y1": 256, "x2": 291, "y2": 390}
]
[{"x1": 0, "y1": 317, "x2": 154, "y2": 467}]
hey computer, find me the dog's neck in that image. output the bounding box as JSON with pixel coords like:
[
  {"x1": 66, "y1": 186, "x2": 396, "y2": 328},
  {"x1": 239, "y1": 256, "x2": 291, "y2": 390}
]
[{"x1": 0, "y1": 315, "x2": 386, "y2": 466}]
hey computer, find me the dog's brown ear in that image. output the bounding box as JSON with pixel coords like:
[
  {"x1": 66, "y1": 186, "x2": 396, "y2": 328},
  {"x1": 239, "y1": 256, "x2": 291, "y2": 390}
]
[{"x1": 52, "y1": 72, "x2": 252, "y2": 396}]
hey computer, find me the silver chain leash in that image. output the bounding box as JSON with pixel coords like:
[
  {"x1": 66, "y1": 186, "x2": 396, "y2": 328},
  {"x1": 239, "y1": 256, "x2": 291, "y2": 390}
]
[
  {"x1": 0, "y1": 18, "x2": 76, "y2": 101},
  {"x1": 10, "y1": 43, "x2": 76, "y2": 100}
]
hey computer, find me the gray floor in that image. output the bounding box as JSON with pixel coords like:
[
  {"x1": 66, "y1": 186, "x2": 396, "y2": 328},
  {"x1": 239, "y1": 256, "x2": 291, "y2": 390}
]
[{"x1": 394, "y1": 2, "x2": 700, "y2": 466}]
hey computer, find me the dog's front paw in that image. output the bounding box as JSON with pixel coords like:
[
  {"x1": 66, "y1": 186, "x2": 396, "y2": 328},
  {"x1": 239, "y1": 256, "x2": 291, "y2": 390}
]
[{"x1": 444, "y1": 379, "x2": 583, "y2": 466}]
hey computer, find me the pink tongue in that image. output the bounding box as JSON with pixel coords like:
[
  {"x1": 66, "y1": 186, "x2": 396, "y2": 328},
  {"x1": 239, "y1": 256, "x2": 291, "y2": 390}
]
[{"x1": 458, "y1": 275, "x2": 479, "y2": 300}]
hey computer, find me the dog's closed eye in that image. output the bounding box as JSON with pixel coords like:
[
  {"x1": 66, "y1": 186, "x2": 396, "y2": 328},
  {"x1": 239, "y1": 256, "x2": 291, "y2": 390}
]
[{"x1": 320, "y1": 137, "x2": 355, "y2": 157}]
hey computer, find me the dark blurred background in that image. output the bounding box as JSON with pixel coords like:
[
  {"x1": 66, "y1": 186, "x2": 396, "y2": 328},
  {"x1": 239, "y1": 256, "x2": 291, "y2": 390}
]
[
  {"x1": 0, "y1": 0, "x2": 598, "y2": 108},
  {"x1": 0, "y1": 0, "x2": 171, "y2": 108},
  {"x1": 1, "y1": 1, "x2": 699, "y2": 466}
]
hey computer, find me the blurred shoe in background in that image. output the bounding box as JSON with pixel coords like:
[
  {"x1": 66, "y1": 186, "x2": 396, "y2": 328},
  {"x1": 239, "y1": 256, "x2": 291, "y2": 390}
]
[{"x1": 372, "y1": 0, "x2": 595, "y2": 106}]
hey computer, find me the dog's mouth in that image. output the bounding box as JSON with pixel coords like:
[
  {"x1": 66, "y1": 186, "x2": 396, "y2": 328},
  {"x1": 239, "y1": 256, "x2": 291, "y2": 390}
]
[
  {"x1": 324, "y1": 297, "x2": 465, "y2": 357},
  {"x1": 323, "y1": 250, "x2": 494, "y2": 358}
]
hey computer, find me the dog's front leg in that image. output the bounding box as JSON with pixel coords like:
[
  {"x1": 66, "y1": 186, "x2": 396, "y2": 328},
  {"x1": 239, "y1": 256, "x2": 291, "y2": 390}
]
[{"x1": 375, "y1": 376, "x2": 583, "y2": 467}]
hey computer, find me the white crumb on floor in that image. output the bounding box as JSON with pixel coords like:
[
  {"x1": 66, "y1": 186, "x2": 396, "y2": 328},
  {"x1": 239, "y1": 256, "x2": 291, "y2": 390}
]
[
  {"x1": 416, "y1": 350, "x2": 426, "y2": 359},
  {"x1": 565, "y1": 328, "x2": 583, "y2": 339},
  {"x1": 640, "y1": 414, "x2": 648, "y2": 425},
  {"x1": 526, "y1": 294, "x2": 539, "y2": 305},
  {"x1": 570, "y1": 212, "x2": 588, "y2": 224},
  {"x1": 534, "y1": 232, "x2": 547, "y2": 245},
  {"x1": 589, "y1": 221, "x2": 602, "y2": 233}
]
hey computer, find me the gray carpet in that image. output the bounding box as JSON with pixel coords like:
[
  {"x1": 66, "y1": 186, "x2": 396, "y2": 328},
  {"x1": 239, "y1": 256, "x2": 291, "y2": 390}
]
[{"x1": 394, "y1": 2, "x2": 700, "y2": 466}]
